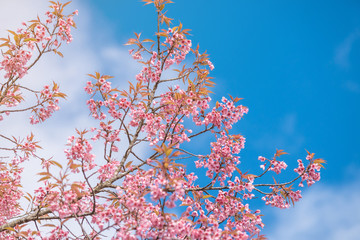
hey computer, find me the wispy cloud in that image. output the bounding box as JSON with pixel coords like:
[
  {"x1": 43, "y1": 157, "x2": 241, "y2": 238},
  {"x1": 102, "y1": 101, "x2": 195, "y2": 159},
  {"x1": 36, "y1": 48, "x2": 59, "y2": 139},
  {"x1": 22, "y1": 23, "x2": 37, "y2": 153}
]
[
  {"x1": 334, "y1": 30, "x2": 360, "y2": 69},
  {"x1": 343, "y1": 80, "x2": 360, "y2": 94},
  {"x1": 264, "y1": 175, "x2": 360, "y2": 240},
  {"x1": 0, "y1": 0, "x2": 140, "y2": 194}
]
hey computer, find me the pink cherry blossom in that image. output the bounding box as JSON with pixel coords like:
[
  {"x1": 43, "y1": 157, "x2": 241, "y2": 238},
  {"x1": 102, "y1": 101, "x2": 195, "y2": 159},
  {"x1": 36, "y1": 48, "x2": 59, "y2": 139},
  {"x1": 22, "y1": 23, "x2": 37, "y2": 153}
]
[{"x1": 0, "y1": 1, "x2": 324, "y2": 239}]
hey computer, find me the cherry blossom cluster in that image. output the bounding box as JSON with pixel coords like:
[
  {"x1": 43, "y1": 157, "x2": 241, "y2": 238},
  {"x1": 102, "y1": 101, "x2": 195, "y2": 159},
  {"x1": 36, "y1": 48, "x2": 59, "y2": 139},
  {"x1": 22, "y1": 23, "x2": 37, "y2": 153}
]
[
  {"x1": 262, "y1": 188, "x2": 302, "y2": 209},
  {"x1": 86, "y1": 98, "x2": 106, "y2": 120},
  {"x1": 258, "y1": 155, "x2": 288, "y2": 174},
  {"x1": 90, "y1": 168, "x2": 264, "y2": 239},
  {"x1": 0, "y1": 163, "x2": 23, "y2": 226},
  {"x1": 256, "y1": 150, "x2": 323, "y2": 209},
  {"x1": 135, "y1": 52, "x2": 162, "y2": 83},
  {"x1": 29, "y1": 84, "x2": 66, "y2": 124},
  {"x1": 85, "y1": 77, "x2": 131, "y2": 122},
  {"x1": 294, "y1": 158, "x2": 321, "y2": 187},
  {"x1": 57, "y1": 16, "x2": 75, "y2": 44},
  {"x1": 0, "y1": 1, "x2": 325, "y2": 239},
  {"x1": 1, "y1": 86, "x2": 22, "y2": 108},
  {"x1": 202, "y1": 97, "x2": 248, "y2": 129},
  {"x1": 90, "y1": 122, "x2": 121, "y2": 146},
  {"x1": 143, "y1": 112, "x2": 186, "y2": 146},
  {"x1": 270, "y1": 160, "x2": 288, "y2": 174},
  {"x1": 64, "y1": 135, "x2": 96, "y2": 172},
  {"x1": 0, "y1": 48, "x2": 32, "y2": 79},
  {"x1": 45, "y1": 227, "x2": 69, "y2": 240},
  {"x1": 195, "y1": 131, "x2": 246, "y2": 185},
  {"x1": 45, "y1": 3, "x2": 77, "y2": 45},
  {"x1": 129, "y1": 103, "x2": 146, "y2": 127},
  {"x1": 160, "y1": 86, "x2": 211, "y2": 118},
  {"x1": 0, "y1": 3, "x2": 77, "y2": 81},
  {"x1": 179, "y1": 190, "x2": 263, "y2": 239},
  {"x1": 207, "y1": 59, "x2": 215, "y2": 71},
  {"x1": 227, "y1": 176, "x2": 255, "y2": 200},
  {"x1": 136, "y1": 86, "x2": 211, "y2": 145},
  {"x1": 0, "y1": 133, "x2": 42, "y2": 226},
  {"x1": 29, "y1": 97, "x2": 59, "y2": 124},
  {"x1": 0, "y1": 1, "x2": 77, "y2": 129},
  {"x1": 34, "y1": 180, "x2": 92, "y2": 221},
  {"x1": 129, "y1": 48, "x2": 143, "y2": 60},
  {"x1": 97, "y1": 160, "x2": 120, "y2": 181},
  {"x1": 90, "y1": 170, "x2": 159, "y2": 238},
  {"x1": 143, "y1": 113, "x2": 167, "y2": 145},
  {"x1": 164, "y1": 28, "x2": 192, "y2": 68}
]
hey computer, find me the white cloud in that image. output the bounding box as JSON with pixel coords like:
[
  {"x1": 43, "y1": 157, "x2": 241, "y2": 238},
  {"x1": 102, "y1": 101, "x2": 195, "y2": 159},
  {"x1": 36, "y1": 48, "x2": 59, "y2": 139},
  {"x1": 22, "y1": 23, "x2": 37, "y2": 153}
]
[
  {"x1": 0, "y1": 1, "x2": 140, "y2": 194},
  {"x1": 264, "y1": 177, "x2": 360, "y2": 240},
  {"x1": 0, "y1": 2, "x2": 148, "y2": 236},
  {"x1": 0, "y1": 1, "x2": 47, "y2": 32},
  {"x1": 334, "y1": 29, "x2": 360, "y2": 69}
]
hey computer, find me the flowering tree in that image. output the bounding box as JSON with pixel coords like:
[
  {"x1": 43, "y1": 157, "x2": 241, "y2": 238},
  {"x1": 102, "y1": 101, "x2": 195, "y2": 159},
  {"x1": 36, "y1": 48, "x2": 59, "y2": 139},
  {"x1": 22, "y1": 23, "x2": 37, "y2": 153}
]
[{"x1": 0, "y1": 1, "x2": 325, "y2": 239}]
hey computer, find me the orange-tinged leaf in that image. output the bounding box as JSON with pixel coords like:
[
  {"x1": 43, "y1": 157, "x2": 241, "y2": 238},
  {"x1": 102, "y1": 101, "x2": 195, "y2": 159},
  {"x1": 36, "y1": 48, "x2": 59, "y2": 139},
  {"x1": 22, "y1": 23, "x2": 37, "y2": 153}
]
[
  {"x1": 49, "y1": 160, "x2": 62, "y2": 169},
  {"x1": 19, "y1": 231, "x2": 29, "y2": 237},
  {"x1": 178, "y1": 22, "x2": 183, "y2": 32},
  {"x1": 7, "y1": 30, "x2": 17, "y2": 36},
  {"x1": 202, "y1": 195, "x2": 215, "y2": 199},
  {"x1": 37, "y1": 172, "x2": 50, "y2": 176},
  {"x1": 69, "y1": 163, "x2": 81, "y2": 169},
  {"x1": 24, "y1": 195, "x2": 31, "y2": 202},
  {"x1": 317, "y1": 163, "x2": 326, "y2": 169},
  {"x1": 244, "y1": 213, "x2": 255, "y2": 219},
  {"x1": 314, "y1": 158, "x2": 326, "y2": 164},
  {"x1": 95, "y1": 72, "x2": 100, "y2": 79},
  {"x1": 38, "y1": 176, "x2": 51, "y2": 182},
  {"x1": 63, "y1": 1, "x2": 72, "y2": 8},
  {"x1": 155, "y1": 32, "x2": 168, "y2": 37},
  {"x1": 53, "y1": 92, "x2": 67, "y2": 99},
  {"x1": 234, "y1": 97, "x2": 243, "y2": 102},
  {"x1": 154, "y1": 146, "x2": 163, "y2": 153},
  {"x1": 142, "y1": 0, "x2": 153, "y2": 5},
  {"x1": 143, "y1": 39, "x2": 155, "y2": 43},
  {"x1": 24, "y1": 38, "x2": 37, "y2": 42},
  {"x1": 71, "y1": 183, "x2": 82, "y2": 197},
  {"x1": 275, "y1": 149, "x2": 288, "y2": 157},
  {"x1": 234, "y1": 166, "x2": 242, "y2": 176},
  {"x1": 134, "y1": 32, "x2": 141, "y2": 39},
  {"x1": 102, "y1": 75, "x2": 114, "y2": 80},
  {"x1": 125, "y1": 161, "x2": 133, "y2": 169},
  {"x1": 14, "y1": 35, "x2": 20, "y2": 46},
  {"x1": 305, "y1": 149, "x2": 315, "y2": 159},
  {"x1": 171, "y1": 151, "x2": 183, "y2": 157},
  {"x1": 4, "y1": 227, "x2": 15, "y2": 232},
  {"x1": 54, "y1": 50, "x2": 63, "y2": 57},
  {"x1": 41, "y1": 224, "x2": 56, "y2": 228},
  {"x1": 125, "y1": 38, "x2": 137, "y2": 45},
  {"x1": 87, "y1": 73, "x2": 96, "y2": 79},
  {"x1": 0, "y1": 42, "x2": 10, "y2": 48},
  {"x1": 244, "y1": 174, "x2": 257, "y2": 179}
]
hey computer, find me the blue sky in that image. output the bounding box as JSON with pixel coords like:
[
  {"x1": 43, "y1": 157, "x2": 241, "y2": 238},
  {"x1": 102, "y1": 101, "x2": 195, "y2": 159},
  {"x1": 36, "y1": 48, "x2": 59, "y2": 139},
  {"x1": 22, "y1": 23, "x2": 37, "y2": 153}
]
[
  {"x1": 87, "y1": 1, "x2": 360, "y2": 238},
  {"x1": 83, "y1": 1, "x2": 360, "y2": 238},
  {"x1": 1, "y1": 0, "x2": 360, "y2": 239}
]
